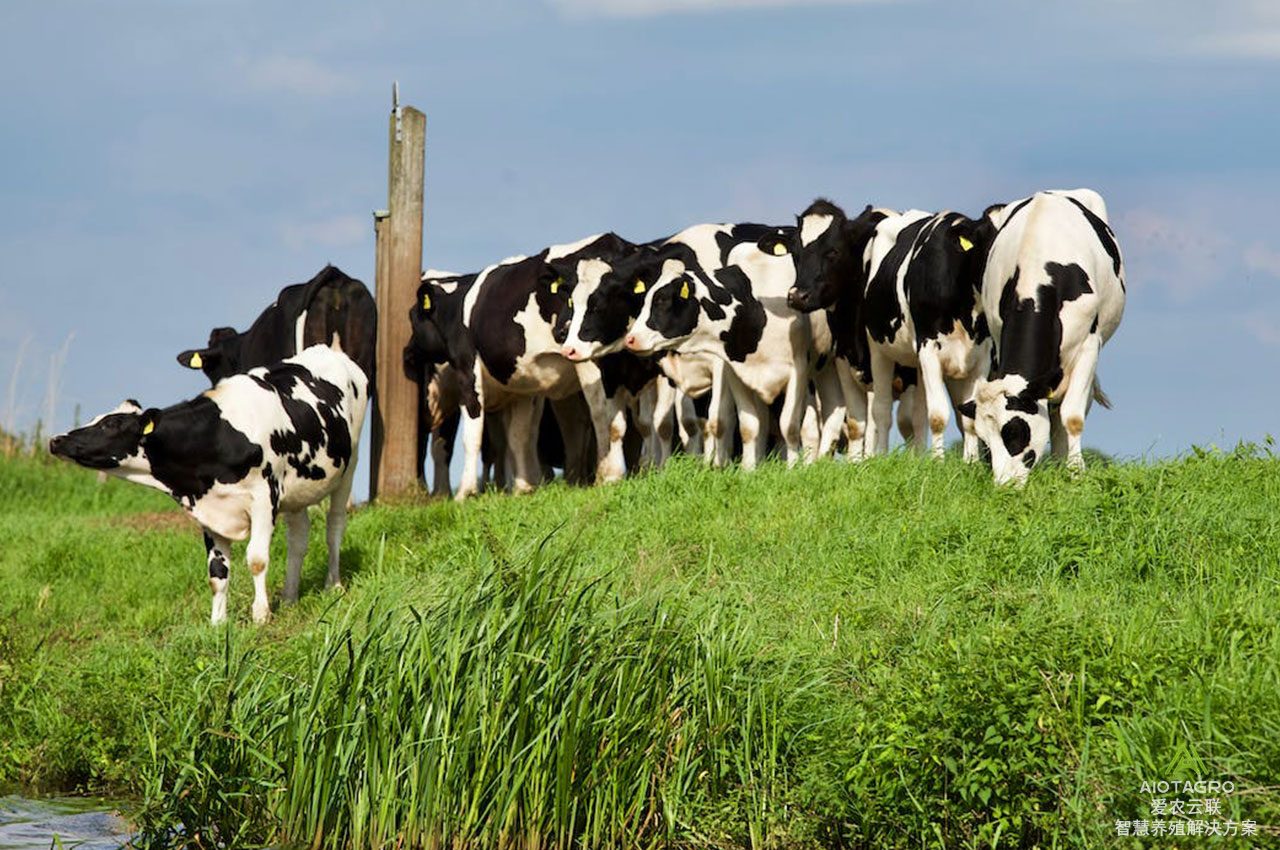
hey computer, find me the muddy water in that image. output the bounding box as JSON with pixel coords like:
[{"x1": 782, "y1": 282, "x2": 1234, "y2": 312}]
[{"x1": 0, "y1": 796, "x2": 132, "y2": 850}]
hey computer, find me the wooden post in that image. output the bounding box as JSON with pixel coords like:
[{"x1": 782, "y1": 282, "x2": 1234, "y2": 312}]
[{"x1": 370, "y1": 88, "x2": 425, "y2": 500}]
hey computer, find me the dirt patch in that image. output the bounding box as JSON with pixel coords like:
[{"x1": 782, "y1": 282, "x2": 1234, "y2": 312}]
[{"x1": 97, "y1": 511, "x2": 198, "y2": 534}]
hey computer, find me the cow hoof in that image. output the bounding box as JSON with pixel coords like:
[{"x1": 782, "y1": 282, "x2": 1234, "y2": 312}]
[
  {"x1": 326, "y1": 581, "x2": 346, "y2": 594},
  {"x1": 252, "y1": 607, "x2": 272, "y2": 625}
]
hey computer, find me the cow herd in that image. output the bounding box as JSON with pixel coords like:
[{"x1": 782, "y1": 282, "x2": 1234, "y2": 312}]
[{"x1": 47, "y1": 187, "x2": 1125, "y2": 623}]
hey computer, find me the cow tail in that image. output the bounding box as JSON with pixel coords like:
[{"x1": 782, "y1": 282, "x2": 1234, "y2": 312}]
[{"x1": 1092, "y1": 376, "x2": 1112, "y2": 409}]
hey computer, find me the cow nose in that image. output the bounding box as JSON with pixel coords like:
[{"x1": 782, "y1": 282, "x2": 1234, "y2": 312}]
[
  {"x1": 561, "y1": 345, "x2": 579, "y2": 361},
  {"x1": 48, "y1": 435, "x2": 64, "y2": 455},
  {"x1": 624, "y1": 334, "x2": 638, "y2": 350},
  {"x1": 786, "y1": 288, "x2": 806, "y2": 310}
]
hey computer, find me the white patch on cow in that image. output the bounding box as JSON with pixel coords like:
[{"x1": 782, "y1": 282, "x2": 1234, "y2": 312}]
[
  {"x1": 294, "y1": 309, "x2": 308, "y2": 355},
  {"x1": 546, "y1": 233, "x2": 605, "y2": 261},
  {"x1": 562, "y1": 257, "x2": 617, "y2": 358},
  {"x1": 85, "y1": 399, "x2": 143, "y2": 427},
  {"x1": 800, "y1": 214, "x2": 834, "y2": 247},
  {"x1": 422, "y1": 268, "x2": 461, "y2": 279}
]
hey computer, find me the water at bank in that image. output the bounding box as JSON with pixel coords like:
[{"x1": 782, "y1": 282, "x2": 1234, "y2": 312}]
[{"x1": 0, "y1": 796, "x2": 132, "y2": 850}]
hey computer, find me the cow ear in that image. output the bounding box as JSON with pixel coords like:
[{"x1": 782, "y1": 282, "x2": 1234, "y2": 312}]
[
  {"x1": 139, "y1": 408, "x2": 162, "y2": 439},
  {"x1": 417, "y1": 285, "x2": 434, "y2": 313},
  {"x1": 957, "y1": 400, "x2": 977, "y2": 420},
  {"x1": 757, "y1": 232, "x2": 790, "y2": 257},
  {"x1": 178, "y1": 348, "x2": 211, "y2": 369}
]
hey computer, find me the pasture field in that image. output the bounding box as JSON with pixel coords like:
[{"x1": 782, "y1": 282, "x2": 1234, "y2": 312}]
[{"x1": 0, "y1": 446, "x2": 1278, "y2": 848}]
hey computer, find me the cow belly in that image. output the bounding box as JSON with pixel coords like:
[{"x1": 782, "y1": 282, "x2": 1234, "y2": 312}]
[
  {"x1": 188, "y1": 485, "x2": 253, "y2": 542},
  {"x1": 278, "y1": 467, "x2": 345, "y2": 512},
  {"x1": 492, "y1": 354, "x2": 580, "y2": 399}
]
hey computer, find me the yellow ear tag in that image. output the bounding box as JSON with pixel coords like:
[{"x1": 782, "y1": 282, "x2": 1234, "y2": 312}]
[
  {"x1": 772, "y1": 242, "x2": 787, "y2": 256},
  {"x1": 422, "y1": 292, "x2": 432, "y2": 310},
  {"x1": 568, "y1": 297, "x2": 573, "y2": 307},
  {"x1": 550, "y1": 278, "x2": 561, "y2": 294},
  {"x1": 958, "y1": 236, "x2": 975, "y2": 252},
  {"x1": 142, "y1": 420, "x2": 154, "y2": 435},
  {"x1": 679, "y1": 281, "x2": 690, "y2": 300},
  {"x1": 633, "y1": 279, "x2": 646, "y2": 294},
  {"x1": 1047, "y1": 388, "x2": 1055, "y2": 400},
  {"x1": 189, "y1": 352, "x2": 203, "y2": 369}
]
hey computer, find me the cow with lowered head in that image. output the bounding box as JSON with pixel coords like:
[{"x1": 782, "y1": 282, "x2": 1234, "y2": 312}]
[
  {"x1": 50, "y1": 345, "x2": 368, "y2": 624},
  {"x1": 959, "y1": 189, "x2": 1125, "y2": 486},
  {"x1": 177, "y1": 265, "x2": 376, "y2": 387}
]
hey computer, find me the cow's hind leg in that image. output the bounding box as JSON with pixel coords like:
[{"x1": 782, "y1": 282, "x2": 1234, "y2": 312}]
[
  {"x1": 866, "y1": 350, "x2": 896, "y2": 457},
  {"x1": 1059, "y1": 334, "x2": 1102, "y2": 475},
  {"x1": 282, "y1": 509, "x2": 310, "y2": 604},
  {"x1": 325, "y1": 456, "x2": 357, "y2": 591},
  {"x1": 246, "y1": 500, "x2": 276, "y2": 624},
  {"x1": 204, "y1": 530, "x2": 232, "y2": 625}
]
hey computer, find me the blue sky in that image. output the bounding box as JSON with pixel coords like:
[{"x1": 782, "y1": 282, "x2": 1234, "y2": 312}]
[{"x1": 3, "y1": 0, "x2": 1278, "y2": 497}]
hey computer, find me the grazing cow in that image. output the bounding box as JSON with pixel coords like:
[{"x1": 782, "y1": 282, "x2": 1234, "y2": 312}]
[
  {"x1": 177, "y1": 265, "x2": 376, "y2": 387},
  {"x1": 49, "y1": 345, "x2": 368, "y2": 624},
  {"x1": 623, "y1": 222, "x2": 848, "y2": 468},
  {"x1": 787, "y1": 199, "x2": 993, "y2": 460},
  {"x1": 959, "y1": 189, "x2": 1125, "y2": 486},
  {"x1": 408, "y1": 235, "x2": 648, "y2": 500}
]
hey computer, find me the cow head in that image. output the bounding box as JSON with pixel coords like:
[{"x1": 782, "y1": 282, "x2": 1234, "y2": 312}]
[
  {"x1": 786, "y1": 199, "x2": 887, "y2": 313},
  {"x1": 961, "y1": 376, "x2": 1050, "y2": 487},
  {"x1": 408, "y1": 275, "x2": 461, "y2": 368},
  {"x1": 48, "y1": 399, "x2": 160, "y2": 477},
  {"x1": 177, "y1": 327, "x2": 242, "y2": 384},
  {"x1": 625, "y1": 261, "x2": 702, "y2": 354},
  {"x1": 553, "y1": 241, "x2": 661, "y2": 361}
]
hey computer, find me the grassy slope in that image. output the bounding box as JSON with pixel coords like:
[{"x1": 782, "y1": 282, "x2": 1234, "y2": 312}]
[{"x1": 0, "y1": 448, "x2": 1278, "y2": 848}]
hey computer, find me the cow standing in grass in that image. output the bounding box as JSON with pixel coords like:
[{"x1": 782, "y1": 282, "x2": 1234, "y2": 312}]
[
  {"x1": 49, "y1": 345, "x2": 368, "y2": 624},
  {"x1": 960, "y1": 189, "x2": 1126, "y2": 486}
]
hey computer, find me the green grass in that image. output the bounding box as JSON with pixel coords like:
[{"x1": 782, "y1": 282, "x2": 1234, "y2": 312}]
[{"x1": 0, "y1": 445, "x2": 1278, "y2": 848}]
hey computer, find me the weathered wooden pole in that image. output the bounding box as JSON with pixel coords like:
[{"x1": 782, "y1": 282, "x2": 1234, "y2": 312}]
[{"x1": 370, "y1": 84, "x2": 425, "y2": 500}]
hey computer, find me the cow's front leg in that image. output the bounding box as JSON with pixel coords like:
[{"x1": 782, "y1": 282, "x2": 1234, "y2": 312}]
[
  {"x1": 575, "y1": 361, "x2": 626, "y2": 484},
  {"x1": 727, "y1": 371, "x2": 765, "y2": 470},
  {"x1": 505, "y1": 396, "x2": 543, "y2": 494},
  {"x1": 835, "y1": 360, "x2": 867, "y2": 461},
  {"x1": 777, "y1": 365, "x2": 807, "y2": 467},
  {"x1": 281, "y1": 509, "x2": 310, "y2": 605},
  {"x1": 813, "y1": 365, "x2": 846, "y2": 460},
  {"x1": 916, "y1": 343, "x2": 952, "y2": 459},
  {"x1": 866, "y1": 349, "x2": 896, "y2": 456},
  {"x1": 652, "y1": 379, "x2": 676, "y2": 469},
  {"x1": 431, "y1": 411, "x2": 459, "y2": 497},
  {"x1": 203, "y1": 530, "x2": 232, "y2": 625},
  {"x1": 245, "y1": 501, "x2": 276, "y2": 624}
]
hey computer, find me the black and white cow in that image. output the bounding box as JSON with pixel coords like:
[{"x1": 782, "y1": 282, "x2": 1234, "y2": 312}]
[
  {"x1": 408, "y1": 235, "x2": 652, "y2": 500},
  {"x1": 787, "y1": 199, "x2": 993, "y2": 461},
  {"x1": 49, "y1": 345, "x2": 368, "y2": 623},
  {"x1": 178, "y1": 264, "x2": 376, "y2": 387},
  {"x1": 959, "y1": 189, "x2": 1125, "y2": 486},
  {"x1": 552, "y1": 235, "x2": 733, "y2": 466},
  {"x1": 623, "y1": 222, "x2": 847, "y2": 469}
]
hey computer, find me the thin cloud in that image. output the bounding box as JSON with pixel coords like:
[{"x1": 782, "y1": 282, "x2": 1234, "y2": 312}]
[
  {"x1": 1244, "y1": 243, "x2": 1280, "y2": 279},
  {"x1": 550, "y1": 0, "x2": 898, "y2": 18},
  {"x1": 1196, "y1": 29, "x2": 1280, "y2": 59},
  {"x1": 238, "y1": 55, "x2": 356, "y2": 97}
]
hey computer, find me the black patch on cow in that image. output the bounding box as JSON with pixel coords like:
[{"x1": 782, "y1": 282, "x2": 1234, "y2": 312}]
[
  {"x1": 714, "y1": 223, "x2": 788, "y2": 267},
  {"x1": 996, "y1": 198, "x2": 1032, "y2": 233},
  {"x1": 712, "y1": 265, "x2": 766, "y2": 361},
  {"x1": 1000, "y1": 417, "x2": 1031, "y2": 456},
  {"x1": 1090, "y1": 315, "x2": 1099, "y2": 334},
  {"x1": 1064, "y1": 196, "x2": 1123, "y2": 280},
  {"x1": 645, "y1": 278, "x2": 700, "y2": 342},
  {"x1": 469, "y1": 253, "x2": 546, "y2": 385},
  {"x1": 1045, "y1": 262, "x2": 1092, "y2": 302},
  {"x1": 598, "y1": 352, "x2": 661, "y2": 397},
  {"x1": 203, "y1": 532, "x2": 229, "y2": 580},
  {"x1": 903, "y1": 212, "x2": 992, "y2": 347},
  {"x1": 252, "y1": 363, "x2": 352, "y2": 479},
  {"x1": 1022, "y1": 449, "x2": 1037, "y2": 469},
  {"x1": 564, "y1": 236, "x2": 673, "y2": 347},
  {"x1": 993, "y1": 270, "x2": 1063, "y2": 401},
  {"x1": 48, "y1": 411, "x2": 148, "y2": 470},
  {"x1": 864, "y1": 217, "x2": 931, "y2": 345},
  {"x1": 144, "y1": 397, "x2": 265, "y2": 503},
  {"x1": 1006, "y1": 394, "x2": 1039, "y2": 415}
]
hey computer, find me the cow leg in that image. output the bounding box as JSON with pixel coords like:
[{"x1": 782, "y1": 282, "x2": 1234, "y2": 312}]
[
  {"x1": 703, "y1": 364, "x2": 727, "y2": 466},
  {"x1": 245, "y1": 501, "x2": 276, "y2": 624},
  {"x1": 634, "y1": 386, "x2": 657, "y2": 470},
  {"x1": 1050, "y1": 407, "x2": 1069, "y2": 460},
  {"x1": 506, "y1": 396, "x2": 543, "y2": 495},
  {"x1": 910, "y1": 385, "x2": 929, "y2": 455},
  {"x1": 676, "y1": 390, "x2": 703, "y2": 457},
  {"x1": 652, "y1": 379, "x2": 676, "y2": 469},
  {"x1": 835, "y1": 360, "x2": 867, "y2": 461},
  {"x1": 801, "y1": 391, "x2": 821, "y2": 461},
  {"x1": 431, "y1": 410, "x2": 459, "y2": 497},
  {"x1": 456, "y1": 366, "x2": 485, "y2": 501},
  {"x1": 897, "y1": 385, "x2": 917, "y2": 449},
  {"x1": 575, "y1": 362, "x2": 626, "y2": 484},
  {"x1": 325, "y1": 457, "x2": 356, "y2": 590},
  {"x1": 866, "y1": 350, "x2": 896, "y2": 456},
  {"x1": 916, "y1": 344, "x2": 951, "y2": 459},
  {"x1": 281, "y1": 509, "x2": 310, "y2": 605},
  {"x1": 778, "y1": 366, "x2": 807, "y2": 467},
  {"x1": 946, "y1": 374, "x2": 981, "y2": 463},
  {"x1": 813, "y1": 365, "x2": 846, "y2": 460},
  {"x1": 727, "y1": 371, "x2": 766, "y2": 470},
  {"x1": 1059, "y1": 334, "x2": 1101, "y2": 474},
  {"x1": 204, "y1": 530, "x2": 232, "y2": 625}
]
